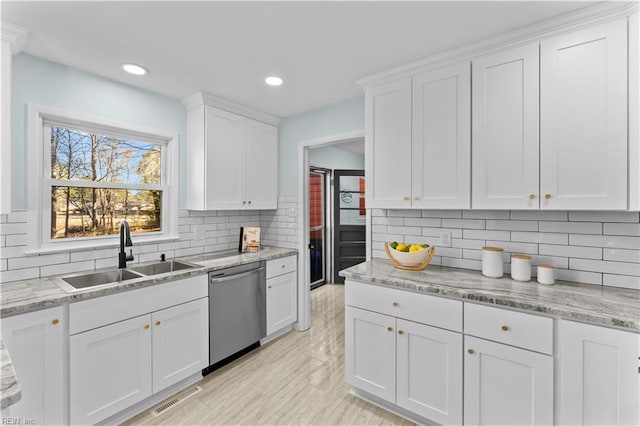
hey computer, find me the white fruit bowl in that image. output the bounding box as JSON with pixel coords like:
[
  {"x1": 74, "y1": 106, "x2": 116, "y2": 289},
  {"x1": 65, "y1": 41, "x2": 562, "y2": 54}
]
[{"x1": 386, "y1": 244, "x2": 433, "y2": 266}]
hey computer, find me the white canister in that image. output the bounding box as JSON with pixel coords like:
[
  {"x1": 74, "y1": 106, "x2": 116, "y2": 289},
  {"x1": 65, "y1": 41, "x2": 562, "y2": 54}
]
[
  {"x1": 537, "y1": 264, "x2": 555, "y2": 285},
  {"x1": 482, "y1": 247, "x2": 504, "y2": 278},
  {"x1": 511, "y1": 254, "x2": 532, "y2": 281}
]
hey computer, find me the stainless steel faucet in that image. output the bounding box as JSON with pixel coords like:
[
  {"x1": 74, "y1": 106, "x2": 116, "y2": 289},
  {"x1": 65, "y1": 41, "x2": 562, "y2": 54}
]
[{"x1": 119, "y1": 220, "x2": 134, "y2": 269}]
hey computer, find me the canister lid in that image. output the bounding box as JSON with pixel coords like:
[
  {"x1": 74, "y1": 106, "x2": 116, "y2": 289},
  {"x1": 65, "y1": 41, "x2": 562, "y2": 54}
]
[
  {"x1": 482, "y1": 246, "x2": 504, "y2": 252},
  {"x1": 511, "y1": 254, "x2": 532, "y2": 260},
  {"x1": 537, "y1": 264, "x2": 555, "y2": 269}
]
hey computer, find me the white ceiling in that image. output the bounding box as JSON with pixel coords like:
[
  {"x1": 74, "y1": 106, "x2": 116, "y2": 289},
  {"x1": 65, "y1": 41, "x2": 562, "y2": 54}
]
[{"x1": 2, "y1": 1, "x2": 601, "y2": 118}]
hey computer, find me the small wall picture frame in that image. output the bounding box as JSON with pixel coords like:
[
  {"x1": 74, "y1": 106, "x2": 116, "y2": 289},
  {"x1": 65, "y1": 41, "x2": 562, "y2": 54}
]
[{"x1": 239, "y1": 226, "x2": 261, "y2": 253}]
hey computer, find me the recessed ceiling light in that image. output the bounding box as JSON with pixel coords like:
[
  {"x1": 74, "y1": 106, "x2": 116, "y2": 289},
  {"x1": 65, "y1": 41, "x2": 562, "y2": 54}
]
[
  {"x1": 265, "y1": 76, "x2": 284, "y2": 86},
  {"x1": 121, "y1": 63, "x2": 148, "y2": 76}
]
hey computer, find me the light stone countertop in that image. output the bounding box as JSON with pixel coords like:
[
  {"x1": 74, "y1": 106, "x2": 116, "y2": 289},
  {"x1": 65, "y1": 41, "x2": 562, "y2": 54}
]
[
  {"x1": 0, "y1": 339, "x2": 20, "y2": 409},
  {"x1": 1, "y1": 246, "x2": 297, "y2": 318},
  {"x1": 340, "y1": 259, "x2": 640, "y2": 332}
]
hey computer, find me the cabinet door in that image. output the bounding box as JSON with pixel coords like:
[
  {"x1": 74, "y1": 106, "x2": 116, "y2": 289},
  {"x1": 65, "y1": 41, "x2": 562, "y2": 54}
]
[
  {"x1": 472, "y1": 44, "x2": 540, "y2": 209},
  {"x1": 559, "y1": 320, "x2": 640, "y2": 425},
  {"x1": 365, "y1": 79, "x2": 412, "y2": 209},
  {"x1": 266, "y1": 271, "x2": 297, "y2": 335},
  {"x1": 412, "y1": 62, "x2": 471, "y2": 209},
  {"x1": 540, "y1": 20, "x2": 628, "y2": 210},
  {"x1": 205, "y1": 106, "x2": 246, "y2": 210},
  {"x1": 152, "y1": 298, "x2": 209, "y2": 393},
  {"x1": 1, "y1": 307, "x2": 64, "y2": 425},
  {"x1": 464, "y1": 336, "x2": 553, "y2": 425},
  {"x1": 396, "y1": 319, "x2": 462, "y2": 426},
  {"x1": 70, "y1": 315, "x2": 152, "y2": 425},
  {"x1": 245, "y1": 119, "x2": 278, "y2": 209},
  {"x1": 345, "y1": 306, "x2": 396, "y2": 403}
]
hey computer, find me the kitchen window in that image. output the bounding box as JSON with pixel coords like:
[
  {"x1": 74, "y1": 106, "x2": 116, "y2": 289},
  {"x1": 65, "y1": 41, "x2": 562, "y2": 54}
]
[{"x1": 28, "y1": 104, "x2": 178, "y2": 252}]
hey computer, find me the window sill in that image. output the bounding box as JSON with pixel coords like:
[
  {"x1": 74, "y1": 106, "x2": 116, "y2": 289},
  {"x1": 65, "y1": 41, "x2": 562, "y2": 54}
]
[{"x1": 24, "y1": 235, "x2": 181, "y2": 256}]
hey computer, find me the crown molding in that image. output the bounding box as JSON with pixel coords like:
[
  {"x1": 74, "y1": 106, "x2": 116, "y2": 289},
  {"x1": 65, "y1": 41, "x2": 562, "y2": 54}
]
[
  {"x1": 357, "y1": 1, "x2": 639, "y2": 89},
  {"x1": 1, "y1": 20, "x2": 29, "y2": 54},
  {"x1": 182, "y1": 91, "x2": 281, "y2": 127}
]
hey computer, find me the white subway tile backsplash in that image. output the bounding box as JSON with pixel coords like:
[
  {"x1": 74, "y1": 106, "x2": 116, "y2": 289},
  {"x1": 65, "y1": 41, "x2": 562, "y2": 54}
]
[
  {"x1": 9, "y1": 252, "x2": 70, "y2": 269},
  {"x1": 602, "y1": 274, "x2": 640, "y2": 290},
  {"x1": 486, "y1": 220, "x2": 538, "y2": 231},
  {"x1": 538, "y1": 244, "x2": 602, "y2": 260},
  {"x1": 603, "y1": 248, "x2": 640, "y2": 263},
  {"x1": 0, "y1": 222, "x2": 27, "y2": 235},
  {"x1": 0, "y1": 267, "x2": 40, "y2": 283},
  {"x1": 569, "y1": 211, "x2": 640, "y2": 223},
  {"x1": 404, "y1": 218, "x2": 442, "y2": 227},
  {"x1": 0, "y1": 259, "x2": 6, "y2": 271},
  {"x1": 569, "y1": 259, "x2": 640, "y2": 276},
  {"x1": 463, "y1": 210, "x2": 510, "y2": 219},
  {"x1": 387, "y1": 226, "x2": 423, "y2": 236},
  {"x1": 511, "y1": 231, "x2": 568, "y2": 245},
  {"x1": 557, "y1": 269, "x2": 602, "y2": 285},
  {"x1": 442, "y1": 219, "x2": 485, "y2": 229},
  {"x1": 604, "y1": 223, "x2": 640, "y2": 236},
  {"x1": 369, "y1": 208, "x2": 638, "y2": 289},
  {"x1": 41, "y1": 260, "x2": 96, "y2": 277},
  {"x1": 5, "y1": 234, "x2": 27, "y2": 247},
  {"x1": 422, "y1": 210, "x2": 462, "y2": 218},
  {"x1": 372, "y1": 216, "x2": 403, "y2": 226},
  {"x1": 539, "y1": 221, "x2": 602, "y2": 234},
  {"x1": 388, "y1": 209, "x2": 421, "y2": 218},
  {"x1": 570, "y1": 234, "x2": 640, "y2": 250},
  {"x1": 463, "y1": 229, "x2": 510, "y2": 241},
  {"x1": 510, "y1": 211, "x2": 568, "y2": 221},
  {"x1": 486, "y1": 240, "x2": 538, "y2": 255}
]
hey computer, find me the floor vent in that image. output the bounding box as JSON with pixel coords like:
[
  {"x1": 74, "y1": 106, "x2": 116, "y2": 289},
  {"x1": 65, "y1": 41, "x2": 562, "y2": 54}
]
[{"x1": 150, "y1": 385, "x2": 202, "y2": 417}]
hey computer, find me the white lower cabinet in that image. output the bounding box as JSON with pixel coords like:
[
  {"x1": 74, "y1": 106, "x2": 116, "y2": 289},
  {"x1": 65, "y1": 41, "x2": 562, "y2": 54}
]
[
  {"x1": 70, "y1": 297, "x2": 208, "y2": 425},
  {"x1": 1, "y1": 306, "x2": 65, "y2": 425},
  {"x1": 345, "y1": 306, "x2": 396, "y2": 402},
  {"x1": 345, "y1": 305, "x2": 463, "y2": 425},
  {"x1": 70, "y1": 314, "x2": 153, "y2": 425},
  {"x1": 464, "y1": 336, "x2": 553, "y2": 426},
  {"x1": 559, "y1": 320, "x2": 640, "y2": 426},
  {"x1": 396, "y1": 319, "x2": 463, "y2": 425},
  {"x1": 265, "y1": 255, "x2": 298, "y2": 336},
  {"x1": 152, "y1": 298, "x2": 209, "y2": 394},
  {"x1": 266, "y1": 271, "x2": 297, "y2": 335}
]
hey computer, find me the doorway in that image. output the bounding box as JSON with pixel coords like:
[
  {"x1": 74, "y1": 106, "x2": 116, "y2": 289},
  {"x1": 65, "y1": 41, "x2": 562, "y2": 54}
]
[
  {"x1": 333, "y1": 170, "x2": 366, "y2": 283},
  {"x1": 309, "y1": 167, "x2": 330, "y2": 289}
]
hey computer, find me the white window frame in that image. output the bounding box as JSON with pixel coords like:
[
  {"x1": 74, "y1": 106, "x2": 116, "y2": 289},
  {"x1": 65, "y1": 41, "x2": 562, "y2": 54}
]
[{"x1": 26, "y1": 103, "x2": 179, "y2": 254}]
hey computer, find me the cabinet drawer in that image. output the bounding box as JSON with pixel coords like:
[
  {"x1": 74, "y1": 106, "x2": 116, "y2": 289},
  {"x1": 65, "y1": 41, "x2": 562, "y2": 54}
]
[
  {"x1": 345, "y1": 280, "x2": 462, "y2": 332},
  {"x1": 266, "y1": 255, "x2": 297, "y2": 279},
  {"x1": 464, "y1": 303, "x2": 553, "y2": 354},
  {"x1": 70, "y1": 274, "x2": 208, "y2": 335}
]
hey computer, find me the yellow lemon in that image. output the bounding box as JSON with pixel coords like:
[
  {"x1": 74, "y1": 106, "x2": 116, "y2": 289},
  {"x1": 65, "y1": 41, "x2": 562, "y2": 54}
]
[
  {"x1": 409, "y1": 245, "x2": 424, "y2": 252},
  {"x1": 396, "y1": 243, "x2": 408, "y2": 251}
]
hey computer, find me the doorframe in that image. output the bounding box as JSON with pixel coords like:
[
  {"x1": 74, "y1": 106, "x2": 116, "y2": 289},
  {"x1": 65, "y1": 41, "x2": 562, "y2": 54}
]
[
  {"x1": 296, "y1": 130, "x2": 369, "y2": 331},
  {"x1": 308, "y1": 166, "x2": 331, "y2": 289}
]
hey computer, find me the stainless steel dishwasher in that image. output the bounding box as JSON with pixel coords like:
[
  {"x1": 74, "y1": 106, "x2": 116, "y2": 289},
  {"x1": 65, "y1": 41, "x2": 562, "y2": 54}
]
[{"x1": 206, "y1": 261, "x2": 266, "y2": 372}]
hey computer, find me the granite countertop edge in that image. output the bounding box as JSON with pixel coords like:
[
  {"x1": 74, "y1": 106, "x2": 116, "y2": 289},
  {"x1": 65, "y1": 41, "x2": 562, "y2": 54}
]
[
  {"x1": 340, "y1": 259, "x2": 640, "y2": 332},
  {"x1": 1, "y1": 246, "x2": 298, "y2": 318},
  {"x1": 0, "y1": 339, "x2": 21, "y2": 409}
]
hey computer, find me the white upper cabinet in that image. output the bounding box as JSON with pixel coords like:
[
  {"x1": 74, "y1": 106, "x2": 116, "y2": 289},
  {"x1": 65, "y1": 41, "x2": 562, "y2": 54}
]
[
  {"x1": 365, "y1": 79, "x2": 412, "y2": 209},
  {"x1": 412, "y1": 63, "x2": 471, "y2": 209},
  {"x1": 244, "y1": 120, "x2": 279, "y2": 210},
  {"x1": 540, "y1": 20, "x2": 628, "y2": 210},
  {"x1": 472, "y1": 43, "x2": 540, "y2": 210},
  {"x1": 184, "y1": 92, "x2": 279, "y2": 211}
]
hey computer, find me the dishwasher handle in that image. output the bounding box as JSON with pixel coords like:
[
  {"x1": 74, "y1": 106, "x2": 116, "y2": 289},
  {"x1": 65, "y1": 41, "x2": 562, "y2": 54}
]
[{"x1": 209, "y1": 267, "x2": 265, "y2": 283}]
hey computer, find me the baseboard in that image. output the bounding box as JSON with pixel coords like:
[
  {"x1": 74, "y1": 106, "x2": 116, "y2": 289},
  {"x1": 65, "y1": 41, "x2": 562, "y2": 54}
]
[
  {"x1": 260, "y1": 324, "x2": 293, "y2": 344},
  {"x1": 349, "y1": 388, "x2": 440, "y2": 426},
  {"x1": 97, "y1": 373, "x2": 203, "y2": 425}
]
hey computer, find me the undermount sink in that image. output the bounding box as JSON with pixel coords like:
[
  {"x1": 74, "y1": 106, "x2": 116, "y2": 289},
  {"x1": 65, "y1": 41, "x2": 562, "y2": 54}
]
[
  {"x1": 58, "y1": 269, "x2": 144, "y2": 292},
  {"x1": 129, "y1": 260, "x2": 197, "y2": 276},
  {"x1": 55, "y1": 260, "x2": 199, "y2": 293}
]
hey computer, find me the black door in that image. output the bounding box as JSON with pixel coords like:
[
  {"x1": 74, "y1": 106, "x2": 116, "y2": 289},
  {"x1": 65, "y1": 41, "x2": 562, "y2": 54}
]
[{"x1": 333, "y1": 170, "x2": 366, "y2": 283}]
